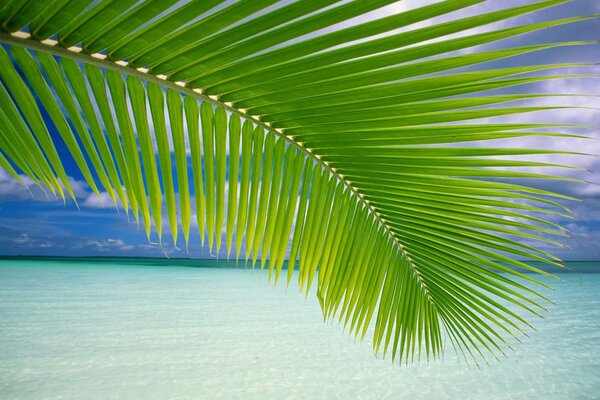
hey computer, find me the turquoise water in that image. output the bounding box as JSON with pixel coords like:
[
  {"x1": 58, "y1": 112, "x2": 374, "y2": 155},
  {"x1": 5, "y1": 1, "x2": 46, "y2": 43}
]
[{"x1": 0, "y1": 259, "x2": 599, "y2": 399}]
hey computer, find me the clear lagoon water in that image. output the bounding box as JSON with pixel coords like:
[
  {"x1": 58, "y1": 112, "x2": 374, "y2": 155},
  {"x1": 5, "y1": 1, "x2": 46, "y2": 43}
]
[{"x1": 0, "y1": 259, "x2": 598, "y2": 399}]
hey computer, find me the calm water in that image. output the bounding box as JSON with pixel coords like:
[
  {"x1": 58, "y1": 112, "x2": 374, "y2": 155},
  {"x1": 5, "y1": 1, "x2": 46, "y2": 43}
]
[{"x1": 0, "y1": 259, "x2": 599, "y2": 399}]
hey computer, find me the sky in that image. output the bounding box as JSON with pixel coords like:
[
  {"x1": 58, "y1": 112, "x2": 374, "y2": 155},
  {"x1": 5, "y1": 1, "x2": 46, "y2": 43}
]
[{"x1": 0, "y1": 0, "x2": 598, "y2": 260}]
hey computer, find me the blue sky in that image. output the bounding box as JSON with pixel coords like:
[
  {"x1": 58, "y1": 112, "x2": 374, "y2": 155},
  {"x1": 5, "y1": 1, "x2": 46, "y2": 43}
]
[{"x1": 0, "y1": 0, "x2": 599, "y2": 260}]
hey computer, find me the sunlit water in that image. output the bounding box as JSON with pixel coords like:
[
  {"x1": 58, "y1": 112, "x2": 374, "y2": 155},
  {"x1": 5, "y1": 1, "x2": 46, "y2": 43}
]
[{"x1": 0, "y1": 259, "x2": 599, "y2": 399}]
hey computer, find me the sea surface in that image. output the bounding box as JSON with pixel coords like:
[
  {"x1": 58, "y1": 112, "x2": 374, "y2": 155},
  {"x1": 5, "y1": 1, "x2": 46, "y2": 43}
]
[{"x1": 0, "y1": 258, "x2": 599, "y2": 399}]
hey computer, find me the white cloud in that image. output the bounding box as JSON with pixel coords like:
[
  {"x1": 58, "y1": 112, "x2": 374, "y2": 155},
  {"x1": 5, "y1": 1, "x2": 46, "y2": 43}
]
[
  {"x1": 12, "y1": 233, "x2": 30, "y2": 245},
  {"x1": 1, "y1": 226, "x2": 145, "y2": 254},
  {"x1": 0, "y1": 166, "x2": 94, "y2": 202},
  {"x1": 81, "y1": 238, "x2": 135, "y2": 252},
  {"x1": 82, "y1": 191, "x2": 117, "y2": 209},
  {"x1": 66, "y1": 176, "x2": 90, "y2": 198},
  {"x1": 0, "y1": 167, "x2": 39, "y2": 200},
  {"x1": 559, "y1": 223, "x2": 600, "y2": 260}
]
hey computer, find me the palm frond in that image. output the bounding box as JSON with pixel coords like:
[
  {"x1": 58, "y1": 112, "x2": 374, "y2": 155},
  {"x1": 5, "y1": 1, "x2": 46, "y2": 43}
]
[{"x1": 0, "y1": 0, "x2": 597, "y2": 365}]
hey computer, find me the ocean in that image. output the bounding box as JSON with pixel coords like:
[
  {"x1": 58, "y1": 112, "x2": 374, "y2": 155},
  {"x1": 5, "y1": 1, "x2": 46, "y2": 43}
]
[{"x1": 0, "y1": 258, "x2": 598, "y2": 399}]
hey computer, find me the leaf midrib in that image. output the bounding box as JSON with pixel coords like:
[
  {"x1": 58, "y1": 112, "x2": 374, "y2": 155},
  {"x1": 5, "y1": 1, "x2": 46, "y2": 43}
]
[{"x1": 0, "y1": 31, "x2": 434, "y2": 306}]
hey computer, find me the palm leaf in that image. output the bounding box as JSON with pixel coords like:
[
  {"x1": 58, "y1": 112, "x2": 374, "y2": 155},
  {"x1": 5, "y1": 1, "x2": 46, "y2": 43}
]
[{"x1": 0, "y1": 0, "x2": 596, "y2": 365}]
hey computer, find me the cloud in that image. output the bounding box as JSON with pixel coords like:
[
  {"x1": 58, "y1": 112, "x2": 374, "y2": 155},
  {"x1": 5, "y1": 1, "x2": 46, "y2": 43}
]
[
  {"x1": 12, "y1": 233, "x2": 30, "y2": 245},
  {"x1": 0, "y1": 167, "x2": 91, "y2": 202},
  {"x1": 0, "y1": 167, "x2": 135, "y2": 210},
  {"x1": 0, "y1": 222, "x2": 147, "y2": 255},
  {"x1": 82, "y1": 191, "x2": 117, "y2": 208},
  {"x1": 0, "y1": 168, "x2": 39, "y2": 201},
  {"x1": 67, "y1": 176, "x2": 90, "y2": 198},
  {"x1": 80, "y1": 238, "x2": 135, "y2": 252},
  {"x1": 558, "y1": 223, "x2": 600, "y2": 260}
]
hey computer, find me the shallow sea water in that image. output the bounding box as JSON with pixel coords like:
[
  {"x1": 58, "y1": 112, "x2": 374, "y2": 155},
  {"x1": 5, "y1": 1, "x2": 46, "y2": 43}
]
[{"x1": 0, "y1": 259, "x2": 599, "y2": 399}]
